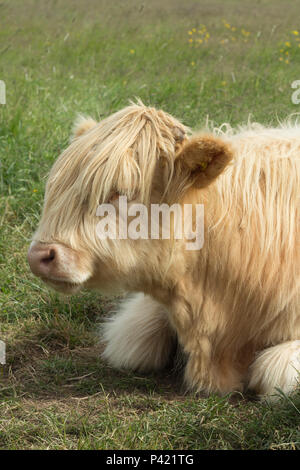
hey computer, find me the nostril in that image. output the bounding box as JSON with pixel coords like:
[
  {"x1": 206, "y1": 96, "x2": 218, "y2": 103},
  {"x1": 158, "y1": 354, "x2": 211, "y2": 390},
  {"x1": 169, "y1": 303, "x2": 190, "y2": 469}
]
[
  {"x1": 41, "y1": 248, "x2": 56, "y2": 264},
  {"x1": 28, "y1": 243, "x2": 60, "y2": 278}
]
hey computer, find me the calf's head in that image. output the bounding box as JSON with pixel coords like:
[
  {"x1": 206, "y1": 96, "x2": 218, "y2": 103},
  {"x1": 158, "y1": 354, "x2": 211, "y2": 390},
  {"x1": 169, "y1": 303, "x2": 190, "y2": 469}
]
[{"x1": 28, "y1": 102, "x2": 232, "y2": 293}]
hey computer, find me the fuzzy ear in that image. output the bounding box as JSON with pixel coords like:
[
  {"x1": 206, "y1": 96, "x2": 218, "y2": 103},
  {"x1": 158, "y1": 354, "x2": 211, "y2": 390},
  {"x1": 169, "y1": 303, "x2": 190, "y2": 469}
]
[
  {"x1": 70, "y1": 115, "x2": 98, "y2": 141},
  {"x1": 174, "y1": 134, "x2": 233, "y2": 189}
]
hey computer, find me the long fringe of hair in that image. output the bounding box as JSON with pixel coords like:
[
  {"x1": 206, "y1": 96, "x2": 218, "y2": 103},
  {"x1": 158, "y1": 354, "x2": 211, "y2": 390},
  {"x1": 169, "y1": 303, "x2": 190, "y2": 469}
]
[{"x1": 37, "y1": 101, "x2": 189, "y2": 247}]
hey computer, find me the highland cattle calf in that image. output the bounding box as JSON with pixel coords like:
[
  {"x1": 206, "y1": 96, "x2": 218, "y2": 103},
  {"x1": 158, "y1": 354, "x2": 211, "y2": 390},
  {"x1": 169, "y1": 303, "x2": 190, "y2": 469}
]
[{"x1": 28, "y1": 102, "x2": 300, "y2": 399}]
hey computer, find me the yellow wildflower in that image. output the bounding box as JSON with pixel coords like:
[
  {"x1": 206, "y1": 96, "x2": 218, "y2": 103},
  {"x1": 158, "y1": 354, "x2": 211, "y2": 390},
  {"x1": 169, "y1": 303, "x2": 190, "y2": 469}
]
[
  {"x1": 241, "y1": 29, "x2": 250, "y2": 36},
  {"x1": 130, "y1": 49, "x2": 135, "y2": 54},
  {"x1": 291, "y1": 30, "x2": 299, "y2": 35},
  {"x1": 191, "y1": 61, "x2": 195, "y2": 66},
  {"x1": 285, "y1": 41, "x2": 291, "y2": 47}
]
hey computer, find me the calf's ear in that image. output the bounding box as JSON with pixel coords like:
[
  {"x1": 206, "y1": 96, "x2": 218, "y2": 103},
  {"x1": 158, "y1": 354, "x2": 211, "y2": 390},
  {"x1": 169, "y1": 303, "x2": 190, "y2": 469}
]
[
  {"x1": 174, "y1": 134, "x2": 233, "y2": 189},
  {"x1": 70, "y1": 115, "x2": 98, "y2": 141}
]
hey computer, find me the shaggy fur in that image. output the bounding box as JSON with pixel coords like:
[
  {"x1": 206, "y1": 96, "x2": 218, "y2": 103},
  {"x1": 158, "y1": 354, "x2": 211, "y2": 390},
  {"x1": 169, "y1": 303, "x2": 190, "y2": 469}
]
[
  {"x1": 248, "y1": 340, "x2": 300, "y2": 398},
  {"x1": 29, "y1": 101, "x2": 300, "y2": 400},
  {"x1": 102, "y1": 294, "x2": 175, "y2": 372}
]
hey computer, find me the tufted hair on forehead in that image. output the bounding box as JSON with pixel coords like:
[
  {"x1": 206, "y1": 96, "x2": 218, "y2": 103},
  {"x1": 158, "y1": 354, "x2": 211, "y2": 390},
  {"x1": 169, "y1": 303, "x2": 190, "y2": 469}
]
[{"x1": 38, "y1": 100, "x2": 189, "y2": 244}]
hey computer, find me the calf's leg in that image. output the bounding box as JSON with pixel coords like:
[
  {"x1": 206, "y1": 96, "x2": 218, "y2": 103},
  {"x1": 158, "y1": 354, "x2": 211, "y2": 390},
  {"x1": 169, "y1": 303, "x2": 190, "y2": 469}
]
[
  {"x1": 247, "y1": 340, "x2": 300, "y2": 399},
  {"x1": 183, "y1": 350, "x2": 244, "y2": 395},
  {"x1": 102, "y1": 293, "x2": 175, "y2": 372}
]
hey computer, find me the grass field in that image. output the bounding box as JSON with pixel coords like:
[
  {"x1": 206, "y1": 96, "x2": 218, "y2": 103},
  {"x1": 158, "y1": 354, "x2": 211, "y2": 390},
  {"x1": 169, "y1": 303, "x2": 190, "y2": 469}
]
[{"x1": 0, "y1": 0, "x2": 300, "y2": 450}]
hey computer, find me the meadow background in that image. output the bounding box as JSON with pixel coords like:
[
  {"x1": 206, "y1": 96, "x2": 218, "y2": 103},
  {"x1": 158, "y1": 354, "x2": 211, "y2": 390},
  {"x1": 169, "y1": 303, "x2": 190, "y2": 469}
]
[{"x1": 0, "y1": 0, "x2": 299, "y2": 450}]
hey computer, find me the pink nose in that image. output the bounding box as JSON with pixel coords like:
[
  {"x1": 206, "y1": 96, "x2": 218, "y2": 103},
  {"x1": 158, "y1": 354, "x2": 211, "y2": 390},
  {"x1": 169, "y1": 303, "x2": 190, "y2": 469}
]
[{"x1": 27, "y1": 242, "x2": 58, "y2": 279}]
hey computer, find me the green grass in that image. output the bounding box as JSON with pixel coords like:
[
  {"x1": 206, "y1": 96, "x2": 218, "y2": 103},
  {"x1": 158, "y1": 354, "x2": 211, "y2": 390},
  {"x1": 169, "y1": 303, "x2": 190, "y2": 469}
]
[{"x1": 0, "y1": 0, "x2": 300, "y2": 450}]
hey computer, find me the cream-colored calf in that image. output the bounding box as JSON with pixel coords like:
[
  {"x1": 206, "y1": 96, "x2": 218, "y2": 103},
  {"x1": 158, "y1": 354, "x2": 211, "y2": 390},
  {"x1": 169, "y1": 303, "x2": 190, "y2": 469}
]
[{"x1": 28, "y1": 103, "x2": 300, "y2": 399}]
